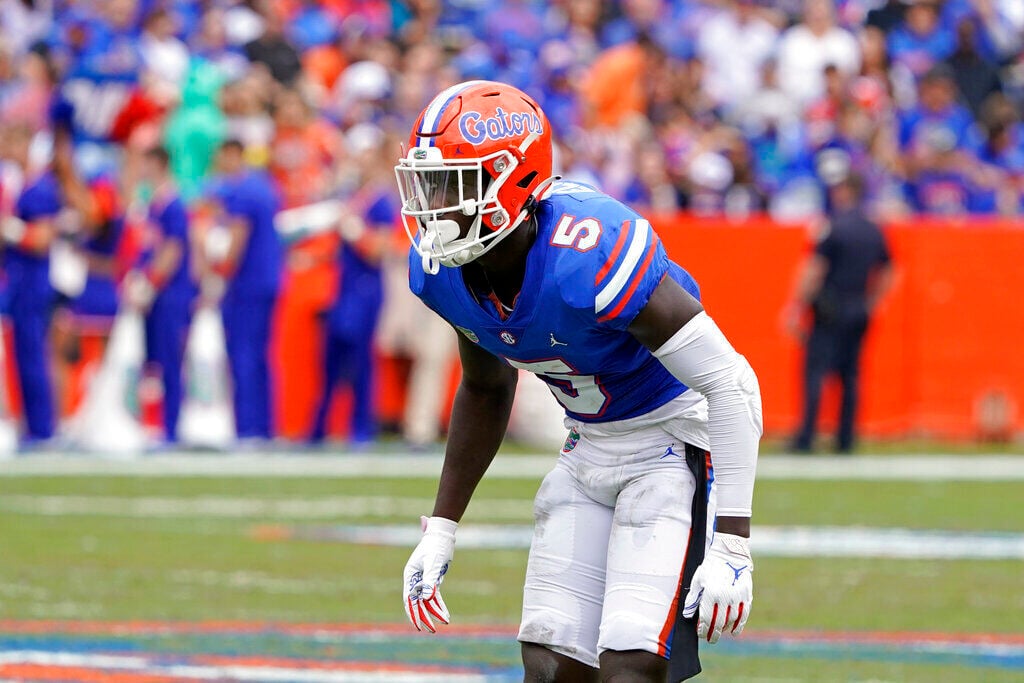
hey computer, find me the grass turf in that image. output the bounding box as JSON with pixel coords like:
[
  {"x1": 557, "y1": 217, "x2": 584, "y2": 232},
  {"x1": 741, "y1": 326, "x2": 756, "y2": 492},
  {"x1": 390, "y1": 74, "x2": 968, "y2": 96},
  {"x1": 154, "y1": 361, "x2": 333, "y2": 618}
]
[
  {"x1": 1, "y1": 472, "x2": 1021, "y2": 680},
  {"x1": 2, "y1": 475, "x2": 1020, "y2": 529}
]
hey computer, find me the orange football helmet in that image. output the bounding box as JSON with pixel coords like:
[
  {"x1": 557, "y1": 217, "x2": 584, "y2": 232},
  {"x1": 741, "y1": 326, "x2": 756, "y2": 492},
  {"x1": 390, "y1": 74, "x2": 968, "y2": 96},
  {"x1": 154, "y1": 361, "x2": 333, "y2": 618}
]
[{"x1": 395, "y1": 80, "x2": 555, "y2": 273}]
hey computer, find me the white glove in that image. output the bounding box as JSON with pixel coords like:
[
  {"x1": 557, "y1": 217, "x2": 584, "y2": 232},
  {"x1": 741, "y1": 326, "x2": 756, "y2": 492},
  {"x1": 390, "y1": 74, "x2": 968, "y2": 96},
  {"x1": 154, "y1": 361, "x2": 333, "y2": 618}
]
[
  {"x1": 403, "y1": 515, "x2": 456, "y2": 633},
  {"x1": 682, "y1": 532, "x2": 753, "y2": 644}
]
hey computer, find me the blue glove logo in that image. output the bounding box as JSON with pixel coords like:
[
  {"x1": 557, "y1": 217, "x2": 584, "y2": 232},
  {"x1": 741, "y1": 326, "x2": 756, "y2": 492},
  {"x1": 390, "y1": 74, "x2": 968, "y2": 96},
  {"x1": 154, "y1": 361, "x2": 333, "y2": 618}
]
[{"x1": 726, "y1": 563, "x2": 748, "y2": 586}]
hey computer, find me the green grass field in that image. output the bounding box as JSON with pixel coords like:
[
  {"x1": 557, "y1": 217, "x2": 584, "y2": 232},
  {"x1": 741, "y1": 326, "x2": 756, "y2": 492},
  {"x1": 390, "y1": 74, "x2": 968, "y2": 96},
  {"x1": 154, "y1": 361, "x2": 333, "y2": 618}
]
[{"x1": 2, "y1": 462, "x2": 1022, "y2": 681}]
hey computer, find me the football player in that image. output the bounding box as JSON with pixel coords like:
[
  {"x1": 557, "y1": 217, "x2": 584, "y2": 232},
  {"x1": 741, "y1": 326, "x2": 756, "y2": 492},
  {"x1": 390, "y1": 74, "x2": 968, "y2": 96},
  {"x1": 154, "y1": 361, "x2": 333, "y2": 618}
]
[{"x1": 398, "y1": 81, "x2": 762, "y2": 682}]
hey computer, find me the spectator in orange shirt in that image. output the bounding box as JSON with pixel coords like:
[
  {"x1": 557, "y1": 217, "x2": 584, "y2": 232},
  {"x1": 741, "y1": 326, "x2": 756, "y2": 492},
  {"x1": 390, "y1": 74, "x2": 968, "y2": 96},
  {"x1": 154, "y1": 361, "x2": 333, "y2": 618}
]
[
  {"x1": 267, "y1": 87, "x2": 343, "y2": 211},
  {"x1": 580, "y1": 32, "x2": 665, "y2": 129}
]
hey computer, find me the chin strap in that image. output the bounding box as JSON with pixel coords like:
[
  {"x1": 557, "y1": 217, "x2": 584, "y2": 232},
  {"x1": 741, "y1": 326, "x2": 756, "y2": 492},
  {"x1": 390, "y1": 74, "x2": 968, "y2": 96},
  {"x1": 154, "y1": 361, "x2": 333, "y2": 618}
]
[
  {"x1": 520, "y1": 175, "x2": 560, "y2": 217},
  {"x1": 419, "y1": 218, "x2": 464, "y2": 274},
  {"x1": 418, "y1": 231, "x2": 441, "y2": 275}
]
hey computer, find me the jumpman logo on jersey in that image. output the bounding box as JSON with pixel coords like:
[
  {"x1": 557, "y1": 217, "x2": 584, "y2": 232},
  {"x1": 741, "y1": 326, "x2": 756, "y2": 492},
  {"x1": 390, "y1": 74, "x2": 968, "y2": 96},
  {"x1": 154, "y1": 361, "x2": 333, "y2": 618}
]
[
  {"x1": 726, "y1": 562, "x2": 748, "y2": 586},
  {"x1": 659, "y1": 445, "x2": 680, "y2": 459},
  {"x1": 549, "y1": 333, "x2": 568, "y2": 347}
]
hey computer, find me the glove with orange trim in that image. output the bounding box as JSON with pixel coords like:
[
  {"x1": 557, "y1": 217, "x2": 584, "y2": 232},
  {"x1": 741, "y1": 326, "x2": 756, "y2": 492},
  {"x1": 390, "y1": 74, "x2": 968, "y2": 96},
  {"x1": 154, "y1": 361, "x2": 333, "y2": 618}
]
[
  {"x1": 682, "y1": 532, "x2": 753, "y2": 643},
  {"x1": 402, "y1": 516, "x2": 456, "y2": 633}
]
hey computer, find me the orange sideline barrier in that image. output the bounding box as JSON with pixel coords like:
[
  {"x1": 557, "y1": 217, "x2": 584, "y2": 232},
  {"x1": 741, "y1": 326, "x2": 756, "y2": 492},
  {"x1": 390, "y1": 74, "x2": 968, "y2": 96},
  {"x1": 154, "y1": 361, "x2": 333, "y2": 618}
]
[
  {"x1": 271, "y1": 213, "x2": 1023, "y2": 443},
  {"x1": 649, "y1": 213, "x2": 1024, "y2": 441},
  {"x1": 4, "y1": 216, "x2": 1019, "y2": 444}
]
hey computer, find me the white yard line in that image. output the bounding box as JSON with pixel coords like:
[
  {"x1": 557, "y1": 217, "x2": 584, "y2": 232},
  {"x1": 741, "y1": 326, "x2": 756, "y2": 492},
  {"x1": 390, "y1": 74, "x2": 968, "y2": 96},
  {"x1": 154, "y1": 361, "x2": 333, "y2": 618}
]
[
  {"x1": 0, "y1": 494, "x2": 532, "y2": 520},
  {"x1": 255, "y1": 524, "x2": 1024, "y2": 560},
  {"x1": 1, "y1": 453, "x2": 1023, "y2": 480},
  {"x1": 7, "y1": 483, "x2": 1018, "y2": 559}
]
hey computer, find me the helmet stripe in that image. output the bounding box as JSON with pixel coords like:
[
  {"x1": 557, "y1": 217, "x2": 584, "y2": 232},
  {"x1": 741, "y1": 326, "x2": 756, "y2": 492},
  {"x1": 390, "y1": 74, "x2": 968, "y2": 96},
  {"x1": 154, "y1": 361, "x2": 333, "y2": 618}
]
[{"x1": 418, "y1": 80, "x2": 488, "y2": 147}]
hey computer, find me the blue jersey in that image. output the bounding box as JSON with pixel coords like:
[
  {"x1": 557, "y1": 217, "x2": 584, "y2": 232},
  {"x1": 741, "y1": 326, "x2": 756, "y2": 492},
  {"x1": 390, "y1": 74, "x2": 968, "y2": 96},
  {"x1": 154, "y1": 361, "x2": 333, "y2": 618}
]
[
  {"x1": 208, "y1": 170, "x2": 283, "y2": 298},
  {"x1": 328, "y1": 188, "x2": 395, "y2": 335},
  {"x1": 144, "y1": 194, "x2": 195, "y2": 301},
  {"x1": 411, "y1": 181, "x2": 700, "y2": 423},
  {"x1": 6, "y1": 171, "x2": 60, "y2": 303}
]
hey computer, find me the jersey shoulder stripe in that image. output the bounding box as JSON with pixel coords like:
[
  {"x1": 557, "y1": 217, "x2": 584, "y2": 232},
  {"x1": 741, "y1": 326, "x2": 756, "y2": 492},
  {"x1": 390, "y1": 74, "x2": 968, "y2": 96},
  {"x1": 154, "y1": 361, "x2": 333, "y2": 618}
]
[
  {"x1": 595, "y1": 220, "x2": 632, "y2": 286},
  {"x1": 595, "y1": 218, "x2": 654, "y2": 316},
  {"x1": 597, "y1": 230, "x2": 661, "y2": 323}
]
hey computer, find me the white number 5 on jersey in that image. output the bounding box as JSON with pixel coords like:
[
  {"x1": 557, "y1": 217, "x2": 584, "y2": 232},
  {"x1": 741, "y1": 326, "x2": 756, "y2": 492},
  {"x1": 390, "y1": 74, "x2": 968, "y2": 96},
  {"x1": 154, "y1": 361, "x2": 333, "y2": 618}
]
[
  {"x1": 506, "y1": 358, "x2": 609, "y2": 416},
  {"x1": 550, "y1": 215, "x2": 601, "y2": 252}
]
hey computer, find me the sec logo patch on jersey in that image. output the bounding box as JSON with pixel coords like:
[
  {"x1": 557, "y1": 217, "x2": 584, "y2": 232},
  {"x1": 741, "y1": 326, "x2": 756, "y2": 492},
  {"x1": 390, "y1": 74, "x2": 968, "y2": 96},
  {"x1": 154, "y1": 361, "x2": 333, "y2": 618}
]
[{"x1": 500, "y1": 331, "x2": 517, "y2": 345}]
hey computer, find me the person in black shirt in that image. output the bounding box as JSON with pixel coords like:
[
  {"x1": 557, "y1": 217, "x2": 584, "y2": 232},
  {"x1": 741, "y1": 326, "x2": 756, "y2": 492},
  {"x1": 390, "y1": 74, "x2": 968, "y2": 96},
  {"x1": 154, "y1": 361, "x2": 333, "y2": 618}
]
[
  {"x1": 244, "y1": 4, "x2": 302, "y2": 85},
  {"x1": 945, "y1": 18, "x2": 1003, "y2": 119},
  {"x1": 865, "y1": 0, "x2": 907, "y2": 34},
  {"x1": 785, "y1": 172, "x2": 894, "y2": 453}
]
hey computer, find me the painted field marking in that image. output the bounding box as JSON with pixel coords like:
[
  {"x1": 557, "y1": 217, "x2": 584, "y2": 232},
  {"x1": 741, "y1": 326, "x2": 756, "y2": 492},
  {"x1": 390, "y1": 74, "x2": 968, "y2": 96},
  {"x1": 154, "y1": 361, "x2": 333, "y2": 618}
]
[
  {"x1": 0, "y1": 622, "x2": 1022, "y2": 676},
  {"x1": 2, "y1": 454, "x2": 1024, "y2": 480},
  {"x1": 0, "y1": 651, "x2": 507, "y2": 682}
]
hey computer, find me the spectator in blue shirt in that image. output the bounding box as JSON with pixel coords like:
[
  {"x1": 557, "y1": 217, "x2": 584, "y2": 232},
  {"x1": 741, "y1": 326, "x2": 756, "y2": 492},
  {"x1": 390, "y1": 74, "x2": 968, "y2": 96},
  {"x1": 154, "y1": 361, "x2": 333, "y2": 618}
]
[
  {"x1": 898, "y1": 64, "x2": 980, "y2": 169},
  {"x1": 888, "y1": 0, "x2": 955, "y2": 79}
]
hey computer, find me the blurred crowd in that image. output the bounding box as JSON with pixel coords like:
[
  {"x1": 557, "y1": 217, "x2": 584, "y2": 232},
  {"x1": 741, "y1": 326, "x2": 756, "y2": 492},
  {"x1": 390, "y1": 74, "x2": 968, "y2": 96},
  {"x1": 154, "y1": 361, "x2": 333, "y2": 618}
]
[{"x1": 0, "y1": 0, "x2": 1022, "y2": 451}]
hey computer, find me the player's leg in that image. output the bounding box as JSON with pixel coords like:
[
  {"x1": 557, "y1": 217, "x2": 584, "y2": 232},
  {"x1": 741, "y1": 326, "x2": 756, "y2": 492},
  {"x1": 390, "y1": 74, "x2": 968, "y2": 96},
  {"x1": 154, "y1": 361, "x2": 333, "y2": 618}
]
[
  {"x1": 518, "y1": 461, "x2": 612, "y2": 681},
  {"x1": 597, "y1": 444, "x2": 701, "y2": 681},
  {"x1": 521, "y1": 642, "x2": 599, "y2": 682},
  {"x1": 597, "y1": 648, "x2": 667, "y2": 680}
]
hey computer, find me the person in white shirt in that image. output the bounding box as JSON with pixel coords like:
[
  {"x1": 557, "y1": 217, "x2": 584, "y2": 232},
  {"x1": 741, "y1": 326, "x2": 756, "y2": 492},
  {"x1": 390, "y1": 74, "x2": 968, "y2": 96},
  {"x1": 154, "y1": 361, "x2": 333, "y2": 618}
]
[
  {"x1": 697, "y1": 0, "x2": 780, "y2": 113},
  {"x1": 139, "y1": 8, "x2": 190, "y2": 93},
  {"x1": 776, "y1": 0, "x2": 861, "y2": 107}
]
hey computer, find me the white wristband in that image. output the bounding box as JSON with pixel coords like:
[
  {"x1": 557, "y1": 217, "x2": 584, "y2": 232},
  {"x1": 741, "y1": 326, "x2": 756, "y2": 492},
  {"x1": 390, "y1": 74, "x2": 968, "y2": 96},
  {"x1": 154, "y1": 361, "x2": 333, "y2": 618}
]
[
  {"x1": 424, "y1": 516, "x2": 458, "y2": 536},
  {"x1": 711, "y1": 532, "x2": 751, "y2": 561}
]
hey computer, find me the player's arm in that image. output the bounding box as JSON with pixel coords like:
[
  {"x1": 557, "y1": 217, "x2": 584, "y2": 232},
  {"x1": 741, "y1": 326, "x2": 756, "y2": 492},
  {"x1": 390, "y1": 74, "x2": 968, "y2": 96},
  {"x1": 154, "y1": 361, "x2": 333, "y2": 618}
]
[
  {"x1": 403, "y1": 331, "x2": 518, "y2": 633},
  {"x1": 628, "y1": 275, "x2": 762, "y2": 643},
  {"x1": 433, "y1": 331, "x2": 519, "y2": 522},
  {"x1": 628, "y1": 275, "x2": 761, "y2": 531}
]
